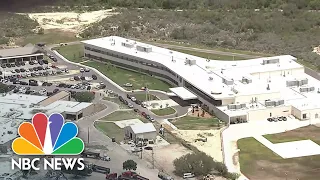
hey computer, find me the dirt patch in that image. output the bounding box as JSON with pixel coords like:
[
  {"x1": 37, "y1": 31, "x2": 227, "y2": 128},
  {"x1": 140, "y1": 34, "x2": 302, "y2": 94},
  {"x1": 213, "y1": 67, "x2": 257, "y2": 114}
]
[
  {"x1": 21, "y1": 9, "x2": 118, "y2": 34},
  {"x1": 172, "y1": 129, "x2": 223, "y2": 162},
  {"x1": 188, "y1": 109, "x2": 212, "y2": 118},
  {"x1": 142, "y1": 144, "x2": 191, "y2": 177}
]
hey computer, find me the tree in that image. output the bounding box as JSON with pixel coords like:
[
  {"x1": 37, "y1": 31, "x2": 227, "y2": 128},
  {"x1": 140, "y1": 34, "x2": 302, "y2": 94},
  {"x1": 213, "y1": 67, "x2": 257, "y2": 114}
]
[
  {"x1": 0, "y1": 83, "x2": 9, "y2": 93},
  {"x1": 123, "y1": 160, "x2": 137, "y2": 171},
  {"x1": 173, "y1": 152, "x2": 215, "y2": 176},
  {"x1": 74, "y1": 92, "x2": 95, "y2": 102}
]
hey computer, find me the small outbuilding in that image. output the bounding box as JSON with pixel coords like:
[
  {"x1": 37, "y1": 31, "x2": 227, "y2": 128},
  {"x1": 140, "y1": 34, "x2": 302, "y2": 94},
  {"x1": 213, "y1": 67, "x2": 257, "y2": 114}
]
[{"x1": 124, "y1": 123, "x2": 157, "y2": 142}]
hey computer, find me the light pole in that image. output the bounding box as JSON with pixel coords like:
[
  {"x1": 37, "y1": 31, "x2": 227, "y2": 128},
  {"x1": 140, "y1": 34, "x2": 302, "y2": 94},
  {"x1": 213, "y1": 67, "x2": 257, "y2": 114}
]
[{"x1": 87, "y1": 127, "x2": 90, "y2": 144}]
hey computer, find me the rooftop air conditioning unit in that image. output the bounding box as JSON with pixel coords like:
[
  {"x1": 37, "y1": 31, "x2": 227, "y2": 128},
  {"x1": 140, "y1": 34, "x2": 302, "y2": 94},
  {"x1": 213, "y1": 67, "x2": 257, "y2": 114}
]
[{"x1": 209, "y1": 77, "x2": 213, "y2": 80}]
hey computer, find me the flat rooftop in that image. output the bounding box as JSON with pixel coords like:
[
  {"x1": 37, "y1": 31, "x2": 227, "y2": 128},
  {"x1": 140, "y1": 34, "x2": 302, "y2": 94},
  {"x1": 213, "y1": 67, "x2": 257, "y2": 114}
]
[
  {"x1": 0, "y1": 93, "x2": 92, "y2": 145},
  {"x1": 0, "y1": 46, "x2": 40, "y2": 58},
  {"x1": 82, "y1": 36, "x2": 320, "y2": 111},
  {"x1": 82, "y1": 36, "x2": 302, "y2": 99},
  {"x1": 169, "y1": 87, "x2": 198, "y2": 100}
]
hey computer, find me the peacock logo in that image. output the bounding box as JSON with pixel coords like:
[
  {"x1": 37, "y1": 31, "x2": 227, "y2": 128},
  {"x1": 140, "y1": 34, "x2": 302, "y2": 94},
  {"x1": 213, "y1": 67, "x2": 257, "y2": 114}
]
[{"x1": 12, "y1": 113, "x2": 84, "y2": 155}]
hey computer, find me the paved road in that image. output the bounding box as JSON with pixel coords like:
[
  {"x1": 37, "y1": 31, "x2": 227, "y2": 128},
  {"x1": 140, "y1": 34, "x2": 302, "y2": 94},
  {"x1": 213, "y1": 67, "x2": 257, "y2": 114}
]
[{"x1": 75, "y1": 98, "x2": 160, "y2": 179}]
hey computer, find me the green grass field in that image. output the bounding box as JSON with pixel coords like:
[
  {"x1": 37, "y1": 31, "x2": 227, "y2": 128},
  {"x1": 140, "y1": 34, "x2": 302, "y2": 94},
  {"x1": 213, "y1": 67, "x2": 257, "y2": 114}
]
[
  {"x1": 169, "y1": 48, "x2": 247, "y2": 60},
  {"x1": 82, "y1": 61, "x2": 173, "y2": 91},
  {"x1": 54, "y1": 44, "x2": 84, "y2": 63},
  {"x1": 99, "y1": 110, "x2": 146, "y2": 122},
  {"x1": 151, "y1": 107, "x2": 176, "y2": 116},
  {"x1": 95, "y1": 121, "x2": 124, "y2": 143},
  {"x1": 145, "y1": 39, "x2": 271, "y2": 57},
  {"x1": 170, "y1": 116, "x2": 221, "y2": 130},
  {"x1": 238, "y1": 126, "x2": 320, "y2": 180}
]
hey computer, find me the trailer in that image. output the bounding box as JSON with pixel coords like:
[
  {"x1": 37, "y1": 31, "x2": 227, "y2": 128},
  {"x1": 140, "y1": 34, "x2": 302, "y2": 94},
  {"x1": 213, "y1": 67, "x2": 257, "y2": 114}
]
[
  {"x1": 81, "y1": 151, "x2": 100, "y2": 158},
  {"x1": 92, "y1": 165, "x2": 110, "y2": 174}
]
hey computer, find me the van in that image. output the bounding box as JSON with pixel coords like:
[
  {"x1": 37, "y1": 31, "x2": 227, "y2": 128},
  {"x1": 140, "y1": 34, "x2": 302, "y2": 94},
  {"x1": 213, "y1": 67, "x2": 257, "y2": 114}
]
[{"x1": 183, "y1": 173, "x2": 195, "y2": 179}]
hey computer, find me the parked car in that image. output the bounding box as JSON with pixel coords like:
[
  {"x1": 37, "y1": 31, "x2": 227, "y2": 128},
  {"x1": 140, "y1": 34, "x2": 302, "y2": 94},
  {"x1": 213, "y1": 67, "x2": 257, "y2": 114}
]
[
  {"x1": 123, "y1": 83, "x2": 133, "y2": 87},
  {"x1": 130, "y1": 96, "x2": 136, "y2": 102},
  {"x1": 53, "y1": 89, "x2": 59, "y2": 94},
  {"x1": 123, "y1": 100, "x2": 128, "y2": 105},
  {"x1": 1, "y1": 64, "x2": 6, "y2": 68},
  {"x1": 84, "y1": 68, "x2": 90, "y2": 72},
  {"x1": 134, "y1": 109, "x2": 139, "y2": 112},
  {"x1": 128, "y1": 103, "x2": 134, "y2": 108},
  {"x1": 92, "y1": 74, "x2": 97, "y2": 80},
  {"x1": 74, "y1": 76, "x2": 80, "y2": 81},
  {"x1": 131, "y1": 147, "x2": 142, "y2": 153},
  {"x1": 141, "y1": 103, "x2": 147, "y2": 108},
  {"x1": 80, "y1": 68, "x2": 84, "y2": 73}
]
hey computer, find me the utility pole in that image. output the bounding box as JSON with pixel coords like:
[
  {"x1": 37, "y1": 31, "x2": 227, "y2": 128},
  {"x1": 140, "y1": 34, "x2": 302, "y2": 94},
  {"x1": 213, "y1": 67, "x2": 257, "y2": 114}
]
[
  {"x1": 87, "y1": 127, "x2": 90, "y2": 144},
  {"x1": 152, "y1": 149, "x2": 155, "y2": 169},
  {"x1": 140, "y1": 147, "x2": 143, "y2": 159}
]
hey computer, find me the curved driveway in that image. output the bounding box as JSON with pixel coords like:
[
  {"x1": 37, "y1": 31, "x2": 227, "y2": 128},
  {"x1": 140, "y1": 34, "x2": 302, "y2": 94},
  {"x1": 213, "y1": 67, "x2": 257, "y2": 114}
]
[{"x1": 75, "y1": 99, "x2": 160, "y2": 179}]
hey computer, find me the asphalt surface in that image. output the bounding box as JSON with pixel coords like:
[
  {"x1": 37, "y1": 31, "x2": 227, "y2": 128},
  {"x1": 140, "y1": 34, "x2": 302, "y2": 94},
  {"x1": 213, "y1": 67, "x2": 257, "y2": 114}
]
[{"x1": 75, "y1": 96, "x2": 160, "y2": 179}]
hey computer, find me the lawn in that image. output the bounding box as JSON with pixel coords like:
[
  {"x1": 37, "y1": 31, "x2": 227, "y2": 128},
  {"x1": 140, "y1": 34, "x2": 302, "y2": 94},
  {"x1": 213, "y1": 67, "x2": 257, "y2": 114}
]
[
  {"x1": 238, "y1": 126, "x2": 320, "y2": 180},
  {"x1": 151, "y1": 107, "x2": 176, "y2": 116},
  {"x1": 15, "y1": 30, "x2": 79, "y2": 46},
  {"x1": 132, "y1": 93, "x2": 159, "y2": 101},
  {"x1": 99, "y1": 110, "x2": 146, "y2": 122},
  {"x1": 170, "y1": 116, "x2": 221, "y2": 130},
  {"x1": 82, "y1": 61, "x2": 173, "y2": 91},
  {"x1": 145, "y1": 39, "x2": 271, "y2": 57},
  {"x1": 94, "y1": 121, "x2": 124, "y2": 143},
  {"x1": 169, "y1": 48, "x2": 247, "y2": 60},
  {"x1": 54, "y1": 44, "x2": 84, "y2": 63}
]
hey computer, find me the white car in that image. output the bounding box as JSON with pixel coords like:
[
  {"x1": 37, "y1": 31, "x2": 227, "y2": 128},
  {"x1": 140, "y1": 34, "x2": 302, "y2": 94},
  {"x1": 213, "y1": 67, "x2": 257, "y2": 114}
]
[
  {"x1": 100, "y1": 156, "x2": 111, "y2": 161},
  {"x1": 128, "y1": 103, "x2": 134, "y2": 108},
  {"x1": 130, "y1": 97, "x2": 136, "y2": 102},
  {"x1": 80, "y1": 68, "x2": 84, "y2": 73},
  {"x1": 69, "y1": 77, "x2": 74, "y2": 81},
  {"x1": 123, "y1": 83, "x2": 133, "y2": 87},
  {"x1": 84, "y1": 68, "x2": 90, "y2": 72}
]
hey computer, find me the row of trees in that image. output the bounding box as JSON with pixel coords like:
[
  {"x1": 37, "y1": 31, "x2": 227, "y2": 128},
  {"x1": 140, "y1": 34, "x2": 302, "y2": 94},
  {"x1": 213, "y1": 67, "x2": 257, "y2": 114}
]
[
  {"x1": 174, "y1": 152, "x2": 239, "y2": 179},
  {"x1": 81, "y1": 8, "x2": 320, "y2": 69},
  {"x1": 54, "y1": 0, "x2": 320, "y2": 10}
]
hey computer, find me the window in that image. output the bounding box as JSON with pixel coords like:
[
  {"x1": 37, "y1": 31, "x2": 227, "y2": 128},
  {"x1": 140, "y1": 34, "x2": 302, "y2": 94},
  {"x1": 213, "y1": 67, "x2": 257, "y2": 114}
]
[
  {"x1": 302, "y1": 114, "x2": 307, "y2": 119},
  {"x1": 316, "y1": 114, "x2": 319, "y2": 119}
]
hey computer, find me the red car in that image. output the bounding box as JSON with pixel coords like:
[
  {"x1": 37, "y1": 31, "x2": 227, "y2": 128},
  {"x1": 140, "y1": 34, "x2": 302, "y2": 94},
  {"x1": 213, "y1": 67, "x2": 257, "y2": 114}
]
[
  {"x1": 106, "y1": 172, "x2": 117, "y2": 179},
  {"x1": 141, "y1": 112, "x2": 146, "y2": 117}
]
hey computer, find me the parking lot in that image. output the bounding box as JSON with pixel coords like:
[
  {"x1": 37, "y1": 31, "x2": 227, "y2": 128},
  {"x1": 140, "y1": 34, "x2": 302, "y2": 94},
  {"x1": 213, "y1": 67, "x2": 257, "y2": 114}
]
[{"x1": 0, "y1": 58, "x2": 108, "y2": 96}]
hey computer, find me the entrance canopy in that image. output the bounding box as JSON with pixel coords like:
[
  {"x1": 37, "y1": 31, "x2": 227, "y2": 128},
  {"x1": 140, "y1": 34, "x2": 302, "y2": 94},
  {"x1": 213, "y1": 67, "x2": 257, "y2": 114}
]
[{"x1": 169, "y1": 87, "x2": 198, "y2": 100}]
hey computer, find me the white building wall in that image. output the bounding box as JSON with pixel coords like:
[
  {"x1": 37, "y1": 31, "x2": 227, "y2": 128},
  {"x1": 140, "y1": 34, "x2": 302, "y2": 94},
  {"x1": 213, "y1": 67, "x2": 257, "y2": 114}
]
[
  {"x1": 222, "y1": 98, "x2": 235, "y2": 106},
  {"x1": 247, "y1": 106, "x2": 291, "y2": 121},
  {"x1": 84, "y1": 45, "x2": 183, "y2": 87},
  {"x1": 135, "y1": 131, "x2": 157, "y2": 141}
]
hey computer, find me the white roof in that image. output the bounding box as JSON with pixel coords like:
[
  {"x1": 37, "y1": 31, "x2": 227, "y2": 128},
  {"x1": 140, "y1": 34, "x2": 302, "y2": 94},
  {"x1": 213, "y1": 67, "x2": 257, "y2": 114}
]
[
  {"x1": 82, "y1": 36, "x2": 320, "y2": 113},
  {"x1": 0, "y1": 93, "x2": 92, "y2": 144},
  {"x1": 129, "y1": 123, "x2": 156, "y2": 134},
  {"x1": 169, "y1": 87, "x2": 198, "y2": 100},
  {"x1": 82, "y1": 36, "x2": 302, "y2": 100}
]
